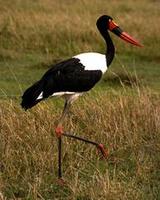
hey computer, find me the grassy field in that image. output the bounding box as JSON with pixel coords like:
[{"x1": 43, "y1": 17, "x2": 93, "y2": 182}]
[{"x1": 0, "y1": 0, "x2": 160, "y2": 199}]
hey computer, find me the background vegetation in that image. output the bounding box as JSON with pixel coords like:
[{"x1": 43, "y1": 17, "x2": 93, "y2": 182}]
[{"x1": 0, "y1": 0, "x2": 160, "y2": 199}]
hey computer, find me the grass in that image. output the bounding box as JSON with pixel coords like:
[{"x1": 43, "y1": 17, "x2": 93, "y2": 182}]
[
  {"x1": 1, "y1": 91, "x2": 160, "y2": 199},
  {"x1": 0, "y1": 0, "x2": 160, "y2": 199}
]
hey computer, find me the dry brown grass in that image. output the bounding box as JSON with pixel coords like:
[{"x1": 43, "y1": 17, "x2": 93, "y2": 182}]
[
  {"x1": 0, "y1": 0, "x2": 160, "y2": 59},
  {"x1": 0, "y1": 89, "x2": 160, "y2": 199}
]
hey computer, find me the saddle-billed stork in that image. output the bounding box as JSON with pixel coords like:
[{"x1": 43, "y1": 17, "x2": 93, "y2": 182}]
[{"x1": 21, "y1": 15, "x2": 142, "y2": 180}]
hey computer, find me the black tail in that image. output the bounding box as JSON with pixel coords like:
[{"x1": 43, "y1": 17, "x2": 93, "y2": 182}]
[{"x1": 21, "y1": 80, "x2": 44, "y2": 110}]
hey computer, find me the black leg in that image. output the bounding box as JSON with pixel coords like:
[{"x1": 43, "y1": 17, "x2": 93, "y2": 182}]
[
  {"x1": 55, "y1": 100, "x2": 71, "y2": 180},
  {"x1": 55, "y1": 99, "x2": 108, "y2": 181},
  {"x1": 58, "y1": 136, "x2": 62, "y2": 179},
  {"x1": 63, "y1": 133, "x2": 98, "y2": 146},
  {"x1": 63, "y1": 132, "x2": 108, "y2": 158},
  {"x1": 58, "y1": 100, "x2": 71, "y2": 126}
]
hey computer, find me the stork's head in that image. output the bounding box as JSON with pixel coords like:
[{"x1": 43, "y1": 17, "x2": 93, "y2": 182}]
[{"x1": 96, "y1": 15, "x2": 142, "y2": 47}]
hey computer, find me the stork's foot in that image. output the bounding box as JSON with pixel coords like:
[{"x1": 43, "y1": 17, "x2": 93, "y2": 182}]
[
  {"x1": 97, "y1": 144, "x2": 109, "y2": 159},
  {"x1": 55, "y1": 126, "x2": 64, "y2": 137}
]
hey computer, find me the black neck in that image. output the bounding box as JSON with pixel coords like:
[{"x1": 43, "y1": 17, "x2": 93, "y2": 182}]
[{"x1": 98, "y1": 28, "x2": 115, "y2": 67}]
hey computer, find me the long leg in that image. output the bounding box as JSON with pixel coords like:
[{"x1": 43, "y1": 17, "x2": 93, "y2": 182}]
[
  {"x1": 55, "y1": 100, "x2": 71, "y2": 180},
  {"x1": 58, "y1": 136, "x2": 62, "y2": 178},
  {"x1": 55, "y1": 100, "x2": 71, "y2": 133},
  {"x1": 59, "y1": 100, "x2": 71, "y2": 127},
  {"x1": 63, "y1": 132, "x2": 108, "y2": 158},
  {"x1": 55, "y1": 100, "x2": 108, "y2": 180}
]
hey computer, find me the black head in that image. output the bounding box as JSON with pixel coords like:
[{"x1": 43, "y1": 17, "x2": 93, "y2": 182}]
[
  {"x1": 96, "y1": 15, "x2": 113, "y2": 30},
  {"x1": 96, "y1": 15, "x2": 142, "y2": 47}
]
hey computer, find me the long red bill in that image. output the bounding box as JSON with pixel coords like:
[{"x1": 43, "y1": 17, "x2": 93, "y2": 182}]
[
  {"x1": 120, "y1": 31, "x2": 143, "y2": 47},
  {"x1": 108, "y1": 20, "x2": 143, "y2": 47}
]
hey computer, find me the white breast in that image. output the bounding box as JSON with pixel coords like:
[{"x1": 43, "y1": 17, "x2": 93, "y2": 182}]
[{"x1": 74, "y1": 52, "x2": 107, "y2": 74}]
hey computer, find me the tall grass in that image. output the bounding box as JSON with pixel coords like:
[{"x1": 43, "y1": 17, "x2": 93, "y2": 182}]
[
  {"x1": 0, "y1": 0, "x2": 160, "y2": 59},
  {"x1": 0, "y1": 89, "x2": 160, "y2": 199}
]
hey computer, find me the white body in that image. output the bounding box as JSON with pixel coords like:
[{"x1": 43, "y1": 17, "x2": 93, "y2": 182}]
[
  {"x1": 37, "y1": 52, "x2": 107, "y2": 101},
  {"x1": 74, "y1": 52, "x2": 107, "y2": 73}
]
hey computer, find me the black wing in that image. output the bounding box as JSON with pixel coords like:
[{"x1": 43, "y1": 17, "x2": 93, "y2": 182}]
[
  {"x1": 41, "y1": 58, "x2": 102, "y2": 98},
  {"x1": 21, "y1": 57, "x2": 102, "y2": 109}
]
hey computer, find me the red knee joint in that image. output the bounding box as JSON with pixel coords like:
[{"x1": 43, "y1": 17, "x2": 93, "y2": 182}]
[
  {"x1": 57, "y1": 178, "x2": 66, "y2": 186},
  {"x1": 55, "y1": 126, "x2": 64, "y2": 137},
  {"x1": 97, "y1": 143, "x2": 109, "y2": 158}
]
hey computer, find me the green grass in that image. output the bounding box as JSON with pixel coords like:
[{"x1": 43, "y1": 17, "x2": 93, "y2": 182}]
[
  {"x1": 1, "y1": 53, "x2": 160, "y2": 99},
  {"x1": 0, "y1": 0, "x2": 160, "y2": 199}
]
